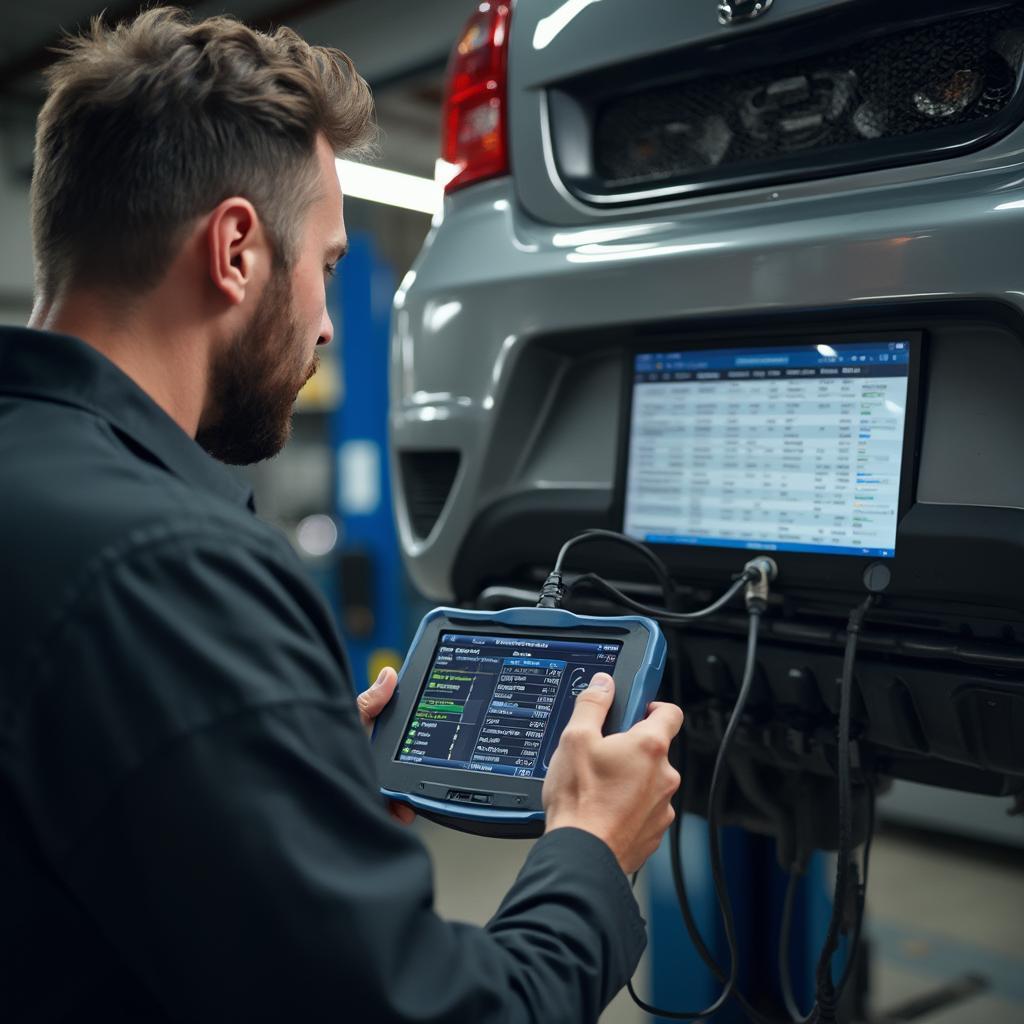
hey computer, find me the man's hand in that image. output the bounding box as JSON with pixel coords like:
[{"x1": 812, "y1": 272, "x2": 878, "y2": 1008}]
[
  {"x1": 542, "y1": 673, "x2": 683, "y2": 875},
  {"x1": 356, "y1": 666, "x2": 416, "y2": 826}
]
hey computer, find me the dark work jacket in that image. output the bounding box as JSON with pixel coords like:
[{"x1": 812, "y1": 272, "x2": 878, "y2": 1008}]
[{"x1": 0, "y1": 327, "x2": 646, "y2": 1023}]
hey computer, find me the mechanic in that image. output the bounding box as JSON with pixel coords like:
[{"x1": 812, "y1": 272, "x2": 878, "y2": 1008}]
[{"x1": 0, "y1": 8, "x2": 683, "y2": 1022}]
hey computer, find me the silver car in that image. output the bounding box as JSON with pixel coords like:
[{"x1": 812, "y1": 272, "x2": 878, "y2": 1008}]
[{"x1": 389, "y1": 0, "x2": 1024, "y2": 809}]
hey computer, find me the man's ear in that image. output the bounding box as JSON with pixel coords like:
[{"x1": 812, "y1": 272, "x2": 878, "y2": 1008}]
[{"x1": 206, "y1": 197, "x2": 267, "y2": 305}]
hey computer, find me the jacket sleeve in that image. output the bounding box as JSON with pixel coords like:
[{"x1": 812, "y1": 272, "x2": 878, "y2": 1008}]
[{"x1": 14, "y1": 525, "x2": 646, "y2": 1024}]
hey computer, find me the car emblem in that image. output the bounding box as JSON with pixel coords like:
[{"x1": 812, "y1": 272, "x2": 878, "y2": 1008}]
[{"x1": 718, "y1": 0, "x2": 774, "y2": 25}]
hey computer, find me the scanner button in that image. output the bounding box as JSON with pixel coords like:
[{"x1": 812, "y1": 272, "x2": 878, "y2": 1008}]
[{"x1": 470, "y1": 793, "x2": 492, "y2": 805}]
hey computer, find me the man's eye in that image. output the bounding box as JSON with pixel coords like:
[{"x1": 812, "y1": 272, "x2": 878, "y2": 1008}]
[{"x1": 325, "y1": 262, "x2": 338, "y2": 278}]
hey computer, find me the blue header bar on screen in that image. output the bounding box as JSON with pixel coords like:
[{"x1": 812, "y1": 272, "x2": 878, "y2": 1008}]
[{"x1": 635, "y1": 340, "x2": 910, "y2": 375}]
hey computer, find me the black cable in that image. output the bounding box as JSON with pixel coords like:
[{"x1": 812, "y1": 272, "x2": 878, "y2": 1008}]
[
  {"x1": 626, "y1": 607, "x2": 763, "y2": 1020},
  {"x1": 658, "y1": 624, "x2": 787, "y2": 1024},
  {"x1": 551, "y1": 533, "x2": 737, "y2": 1015},
  {"x1": 644, "y1": 586, "x2": 877, "y2": 1024},
  {"x1": 542, "y1": 530, "x2": 780, "y2": 1021},
  {"x1": 549, "y1": 533, "x2": 726, "y2": 988},
  {"x1": 664, "y1": 622, "x2": 727, "y2": 979},
  {"x1": 671, "y1": 779, "x2": 720, "y2": 975},
  {"x1": 813, "y1": 595, "x2": 875, "y2": 1024},
  {"x1": 538, "y1": 528, "x2": 756, "y2": 615},
  {"x1": 567, "y1": 570, "x2": 751, "y2": 623},
  {"x1": 667, "y1": 772, "x2": 788, "y2": 1024},
  {"x1": 778, "y1": 789, "x2": 877, "y2": 1023},
  {"x1": 779, "y1": 869, "x2": 807, "y2": 1022},
  {"x1": 834, "y1": 788, "x2": 875, "y2": 998},
  {"x1": 548, "y1": 529, "x2": 882, "y2": 1023},
  {"x1": 553, "y1": 528, "x2": 675, "y2": 593},
  {"x1": 664, "y1": 628, "x2": 737, "y2": 982}
]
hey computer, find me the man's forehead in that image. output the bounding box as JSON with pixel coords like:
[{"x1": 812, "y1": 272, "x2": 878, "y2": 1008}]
[
  {"x1": 312, "y1": 134, "x2": 343, "y2": 206},
  {"x1": 307, "y1": 138, "x2": 345, "y2": 251}
]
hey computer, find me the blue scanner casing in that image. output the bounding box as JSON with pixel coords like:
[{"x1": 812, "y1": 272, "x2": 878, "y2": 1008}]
[{"x1": 371, "y1": 606, "x2": 666, "y2": 838}]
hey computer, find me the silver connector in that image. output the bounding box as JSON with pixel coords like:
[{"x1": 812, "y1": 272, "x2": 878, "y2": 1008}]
[{"x1": 743, "y1": 556, "x2": 778, "y2": 608}]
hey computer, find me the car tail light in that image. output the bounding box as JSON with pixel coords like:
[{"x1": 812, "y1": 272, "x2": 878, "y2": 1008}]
[{"x1": 440, "y1": 2, "x2": 511, "y2": 194}]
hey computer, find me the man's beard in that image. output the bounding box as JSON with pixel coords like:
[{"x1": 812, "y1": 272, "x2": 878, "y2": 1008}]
[{"x1": 196, "y1": 269, "x2": 318, "y2": 466}]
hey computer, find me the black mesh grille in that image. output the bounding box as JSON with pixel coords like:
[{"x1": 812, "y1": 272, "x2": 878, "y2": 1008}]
[
  {"x1": 589, "y1": 4, "x2": 1024, "y2": 195},
  {"x1": 399, "y1": 451, "x2": 460, "y2": 541}
]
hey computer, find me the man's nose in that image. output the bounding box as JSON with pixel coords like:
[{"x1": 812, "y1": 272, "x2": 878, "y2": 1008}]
[{"x1": 318, "y1": 308, "x2": 334, "y2": 347}]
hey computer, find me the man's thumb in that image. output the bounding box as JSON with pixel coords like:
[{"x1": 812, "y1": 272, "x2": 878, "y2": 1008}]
[
  {"x1": 357, "y1": 666, "x2": 397, "y2": 721},
  {"x1": 569, "y1": 672, "x2": 615, "y2": 730}
]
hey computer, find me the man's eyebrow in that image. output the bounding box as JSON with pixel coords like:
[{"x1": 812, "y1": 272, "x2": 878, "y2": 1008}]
[{"x1": 327, "y1": 240, "x2": 349, "y2": 262}]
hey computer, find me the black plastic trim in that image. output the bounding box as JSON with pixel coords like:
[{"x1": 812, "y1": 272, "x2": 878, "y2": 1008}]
[{"x1": 548, "y1": 0, "x2": 1024, "y2": 207}]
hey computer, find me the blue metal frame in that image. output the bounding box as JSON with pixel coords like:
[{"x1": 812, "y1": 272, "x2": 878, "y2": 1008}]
[
  {"x1": 331, "y1": 231, "x2": 407, "y2": 691},
  {"x1": 647, "y1": 829, "x2": 833, "y2": 1022}
]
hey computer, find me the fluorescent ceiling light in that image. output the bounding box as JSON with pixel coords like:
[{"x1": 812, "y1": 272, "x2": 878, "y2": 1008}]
[
  {"x1": 336, "y1": 159, "x2": 439, "y2": 214},
  {"x1": 533, "y1": 0, "x2": 603, "y2": 50}
]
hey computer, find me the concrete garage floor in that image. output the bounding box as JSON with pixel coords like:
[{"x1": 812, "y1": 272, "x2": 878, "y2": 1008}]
[
  {"x1": 420, "y1": 814, "x2": 1024, "y2": 1023},
  {"x1": 865, "y1": 825, "x2": 1024, "y2": 1024}
]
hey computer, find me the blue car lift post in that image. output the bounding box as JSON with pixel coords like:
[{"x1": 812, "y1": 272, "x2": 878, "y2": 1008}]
[
  {"x1": 647, "y1": 820, "x2": 832, "y2": 1023},
  {"x1": 647, "y1": 806, "x2": 987, "y2": 1022},
  {"x1": 329, "y1": 230, "x2": 410, "y2": 691}
]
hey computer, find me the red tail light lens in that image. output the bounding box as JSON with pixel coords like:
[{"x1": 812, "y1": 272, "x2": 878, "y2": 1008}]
[{"x1": 441, "y1": 2, "x2": 511, "y2": 194}]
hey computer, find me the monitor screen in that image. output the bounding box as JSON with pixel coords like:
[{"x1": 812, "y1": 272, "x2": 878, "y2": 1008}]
[
  {"x1": 395, "y1": 632, "x2": 622, "y2": 779},
  {"x1": 623, "y1": 339, "x2": 911, "y2": 558}
]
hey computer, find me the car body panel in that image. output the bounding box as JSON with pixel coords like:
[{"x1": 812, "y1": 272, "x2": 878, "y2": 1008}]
[
  {"x1": 510, "y1": 0, "x2": 853, "y2": 89},
  {"x1": 389, "y1": 0, "x2": 1024, "y2": 797},
  {"x1": 392, "y1": 161, "x2": 1024, "y2": 599},
  {"x1": 508, "y1": 0, "x2": 1024, "y2": 223}
]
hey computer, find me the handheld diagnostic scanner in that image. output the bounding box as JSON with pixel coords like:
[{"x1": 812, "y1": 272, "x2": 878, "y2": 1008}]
[{"x1": 371, "y1": 606, "x2": 666, "y2": 837}]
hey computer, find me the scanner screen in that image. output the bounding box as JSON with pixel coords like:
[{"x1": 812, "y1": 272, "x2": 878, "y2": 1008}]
[{"x1": 395, "y1": 632, "x2": 623, "y2": 779}]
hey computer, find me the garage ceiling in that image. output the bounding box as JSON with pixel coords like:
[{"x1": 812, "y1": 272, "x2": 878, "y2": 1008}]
[{"x1": 0, "y1": 0, "x2": 473, "y2": 178}]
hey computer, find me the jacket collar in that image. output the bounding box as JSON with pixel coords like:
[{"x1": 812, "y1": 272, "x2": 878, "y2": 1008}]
[{"x1": 0, "y1": 326, "x2": 255, "y2": 510}]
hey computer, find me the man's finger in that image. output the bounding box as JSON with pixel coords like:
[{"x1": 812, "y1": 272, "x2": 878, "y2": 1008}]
[
  {"x1": 356, "y1": 666, "x2": 398, "y2": 729},
  {"x1": 631, "y1": 702, "x2": 685, "y2": 745},
  {"x1": 645, "y1": 700, "x2": 685, "y2": 724},
  {"x1": 388, "y1": 800, "x2": 416, "y2": 826},
  {"x1": 567, "y1": 673, "x2": 615, "y2": 733}
]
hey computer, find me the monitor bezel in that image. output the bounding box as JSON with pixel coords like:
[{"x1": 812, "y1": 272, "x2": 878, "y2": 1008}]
[{"x1": 611, "y1": 329, "x2": 925, "y2": 591}]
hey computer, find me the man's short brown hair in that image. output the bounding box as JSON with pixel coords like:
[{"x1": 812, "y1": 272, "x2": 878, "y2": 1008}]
[{"x1": 31, "y1": 6, "x2": 375, "y2": 301}]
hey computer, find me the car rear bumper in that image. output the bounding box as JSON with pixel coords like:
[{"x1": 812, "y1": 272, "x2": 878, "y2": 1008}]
[{"x1": 391, "y1": 165, "x2": 1024, "y2": 600}]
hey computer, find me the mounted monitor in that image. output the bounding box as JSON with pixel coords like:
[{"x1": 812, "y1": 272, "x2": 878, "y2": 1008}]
[{"x1": 622, "y1": 337, "x2": 915, "y2": 559}]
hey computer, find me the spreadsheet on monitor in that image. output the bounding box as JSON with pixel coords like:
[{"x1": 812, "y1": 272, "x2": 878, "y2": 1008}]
[{"x1": 622, "y1": 340, "x2": 911, "y2": 558}]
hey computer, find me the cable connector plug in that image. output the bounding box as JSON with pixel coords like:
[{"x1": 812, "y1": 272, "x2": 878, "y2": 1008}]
[
  {"x1": 815, "y1": 980, "x2": 840, "y2": 1024},
  {"x1": 742, "y1": 556, "x2": 777, "y2": 613},
  {"x1": 536, "y1": 571, "x2": 566, "y2": 608}
]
